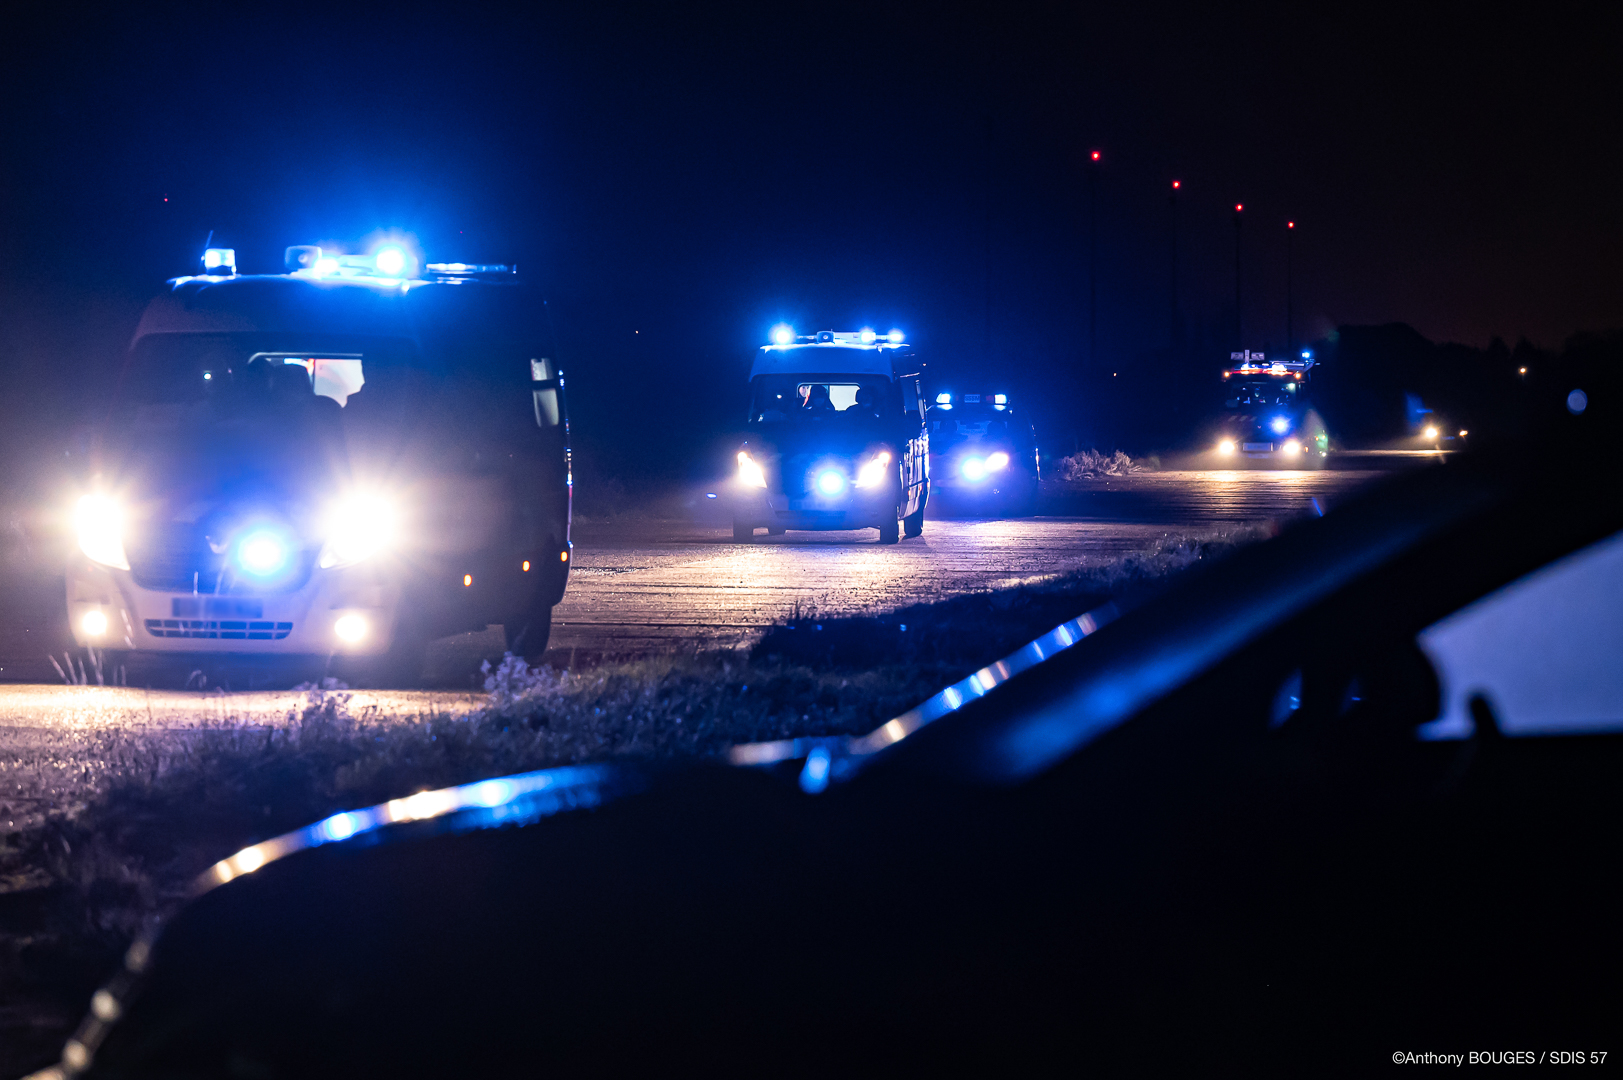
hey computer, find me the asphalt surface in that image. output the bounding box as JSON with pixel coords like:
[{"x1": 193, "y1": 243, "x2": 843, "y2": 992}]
[{"x1": 0, "y1": 468, "x2": 1393, "y2": 723}]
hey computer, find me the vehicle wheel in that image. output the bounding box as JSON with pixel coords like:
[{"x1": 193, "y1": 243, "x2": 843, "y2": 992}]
[
  {"x1": 877, "y1": 512, "x2": 901, "y2": 545},
  {"x1": 903, "y1": 505, "x2": 924, "y2": 537},
  {"x1": 732, "y1": 518, "x2": 755, "y2": 542},
  {"x1": 504, "y1": 604, "x2": 553, "y2": 660},
  {"x1": 357, "y1": 617, "x2": 428, "y2": 689},
  {"x1": 767, "y1": 525, "x2": 786, "y2": 536},
  {"x1": 1007, "y1": 478, "x2": 1039, "y2": 517}
]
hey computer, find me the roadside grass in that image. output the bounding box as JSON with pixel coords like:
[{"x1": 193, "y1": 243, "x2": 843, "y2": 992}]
[{"x1": 0, "y1": 523, "x2": 1266, "y2": 1075}]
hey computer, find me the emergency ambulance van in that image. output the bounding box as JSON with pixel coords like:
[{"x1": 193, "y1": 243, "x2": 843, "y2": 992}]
[
  {"x1": 732, "y1": 328, "x2": 928, "y2": 543},
  {"x1": 66, "y1": 243, "x2": 572, "y2": 682}
]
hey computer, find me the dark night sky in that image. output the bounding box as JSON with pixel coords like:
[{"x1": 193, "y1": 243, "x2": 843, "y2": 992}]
[{"x1": 4, "y1": 1, "x2": 1620, "y2": 470}]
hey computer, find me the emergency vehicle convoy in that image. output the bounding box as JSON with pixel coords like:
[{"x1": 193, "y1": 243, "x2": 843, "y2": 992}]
[
  {"x1": 67, "y1": 243, "x2": 572, "y2": 682},
  {"x1": 926, "y1": 390, "x2": 1039, "y2": 515},
  {"x1": 733, "y1": 327, "x2": 929, "y2": 543},
  {"x1": 1213, "y1": 350, "x2": 1329, "y2": 464}
]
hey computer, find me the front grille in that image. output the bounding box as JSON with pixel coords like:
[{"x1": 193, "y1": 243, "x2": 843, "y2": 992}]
[
  {"x1": 127, "y1": 522, "x2": 313, "y2": 594},
  {"x1": 145, "y1": 619, "x2": 294, "y2": 640}
]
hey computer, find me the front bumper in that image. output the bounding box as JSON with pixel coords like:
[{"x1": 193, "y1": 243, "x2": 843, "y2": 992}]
[
  {"x1": 732, "y1": 487, "x2": 897, "y2": 531},
  {"x1": 66, "y1": 558, "x2": 401, "y2": 655}
]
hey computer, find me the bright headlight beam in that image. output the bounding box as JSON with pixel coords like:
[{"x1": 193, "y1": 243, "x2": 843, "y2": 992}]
[
  {"x1": 319, "y1": 495, "x2": 399, "y2": 569},
  {"x1": 854, "y1": 451, "x2": 892, "y2": 488},
  {"x1": 333, "y1": 613, "x2": 369, "y2": 644},
  {"x1": 737, "y1": 451, "x2": 768, "y2": 489},
  {"x1": 961, "y1": 457, "x2": 987, "y2": 482},
  {"x1": 986, "y1": 451, "x2": 1010, "y2": 471},
  {"x1": 1217, "y1": 439, "x2": 1237, "y2": 455},
  {"x1": 74, "y1": 494, "x2": 130, "y2": 570}
]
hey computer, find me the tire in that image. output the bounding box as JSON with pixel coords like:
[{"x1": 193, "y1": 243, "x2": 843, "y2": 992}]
[
  {"x1": 903, "y1": 505, "x2": 924, "y2": 538},
  {"x1": 767, "y1": 525, "x2": 786, "y2": 536},
  {"x1": 733, "y1": 517, "x2": 756, "y2": 542},
  {"x1": 1006, "y1": 477, "x2": 1039, "y2": 518},
  {"x1": 877, "y1": 512, "x2": 900, "y2": 545},
  {"x1": 504, "y1": 604, "x2": 553, "y2": 660},
  {"x1": 356, "y1": 617, "x2": 428, "y2": 689}
]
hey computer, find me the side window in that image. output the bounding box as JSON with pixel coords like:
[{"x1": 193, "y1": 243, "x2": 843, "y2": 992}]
[{"x1": 1417, "y1": 529, "x2": 1623, "y2": 738}]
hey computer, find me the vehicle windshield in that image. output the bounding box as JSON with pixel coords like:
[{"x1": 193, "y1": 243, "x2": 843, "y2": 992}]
[
  {"x1": 111, "y1": 331, "x2": 550, "y2": 451},
  {"x1": 1225, "y1": 379, "x2": 1303, "y2": 407},
  {"x1": 748, "y1": 374, "x2": 898, "y2": 425},
  {"x1": 928, "y1": 404, "x2": 1018, "y2": 443}
]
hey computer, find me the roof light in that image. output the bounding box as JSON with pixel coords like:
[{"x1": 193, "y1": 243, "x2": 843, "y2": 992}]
[
  {"x1": 202, "y1": 248, "x2": 236, "y2": 273},
  {"x1": 425, "y1": 262, "x2": 513, "y2": 276},
  {"x1": 936, "y1": 393, "x2": 952, "y2": 404},
  {"x1": 770, "y1": 324, "x2": 794, "y2": 346},
  {"x1": 1301, "y1": 350, "x2": 1311, "y2": 359},
  {"x1": 285, "y1": 245, "x2": 322, "y2": 272},
  {"x1": 314, "y1": 257, "x2": 339, "y2": 276},
  {"x1": 886, "y1": 329, "x2": 904, "y2": 344},
  {"x1": 374, "y1": 247, "x2": 407, "y2": 276},
  {"x1": 859, "y1": 328, "x2": 878, "y2": 344},
  {"x1": 993, "y1": 394, "x2": 1007, "y2": 404}
]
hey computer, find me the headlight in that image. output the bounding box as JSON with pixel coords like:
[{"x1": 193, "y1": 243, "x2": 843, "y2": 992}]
[
  {"x1": 961, "y1": 457, "x2": 987, "y2": 482},
  {"x1": 319, "y1": 494, "x2": 398, "y2": 570},
  {"x1": 854, "y1": 451, "x2": 892, "y2": 488},
  {"x1": 1217, "y1": 439, "x2": 1237, "y2": 455},
  {"x1": 985, "y1": 451, "x2": 1010, "y2": 471},
  {"x1": 75, "y1": 494, "x2": 130, "y2": 570},
  {"x1": 1423, "y1": 425, "x2": 1439, "y2": 440},
  {"x1": 737, "y1": 451, "x2": 768, "y2": 489},
  {"x1": 1283, "y1": 439, "x2": 1301, "y2": 455}
]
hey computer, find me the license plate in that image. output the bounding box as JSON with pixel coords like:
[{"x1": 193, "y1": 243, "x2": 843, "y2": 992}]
[
  {"x1": 1242, "y1": 442, "x2": 1273, "y2": 452},
  {"x1": 172, "y1": 597, "x2": 264, "y2": 619}
]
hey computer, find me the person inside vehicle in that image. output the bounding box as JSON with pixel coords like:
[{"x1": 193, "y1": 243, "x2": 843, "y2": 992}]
[
  {"x1": 849, "y1": 385, "x2": 880, "y2": 420},
  {"x1": 802, "y1": 383, "x2": 835, "y2": 415}
]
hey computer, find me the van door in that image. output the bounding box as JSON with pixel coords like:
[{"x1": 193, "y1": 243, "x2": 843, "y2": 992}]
[{"x1": 898, "y1": 375, "x2": 929, "y2": 515}]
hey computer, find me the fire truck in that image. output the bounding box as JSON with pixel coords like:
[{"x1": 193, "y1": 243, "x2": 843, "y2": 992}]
[{"x1": 1212, "y1": 350, "x2": 1329, "y2": 464}]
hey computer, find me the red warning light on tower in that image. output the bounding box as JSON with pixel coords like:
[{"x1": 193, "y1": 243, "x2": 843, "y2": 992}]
[
  {"x1": 1090, "y1": 150, "x2": 1101, "y2": 161},
  {"x1": 1235, "y1": 204, "x2": 1244, "y2": 213},
  {"x1": 1172, "y1": 180, "x2": 1181, "y2": 189}
]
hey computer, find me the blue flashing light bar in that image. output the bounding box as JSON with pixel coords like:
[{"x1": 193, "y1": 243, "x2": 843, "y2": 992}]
[
  {"x1": 770, "y1": 324, "x2": 795, "y2": 347},
  {"x1": 887, "y1": 329, "x2": 904, "y2": 344},
  {"x1": 425, "y1": 262, "x2": 514, "y2": 276},
  {"x1": 373, "y1": 247, "x2": 408, "y2": 276},
  {"x1": 202, "y1": 248, "x2": 236, "y2": 274},
  {"x1": 936, "y1": 393, "x2": 952, "y2": 404}
]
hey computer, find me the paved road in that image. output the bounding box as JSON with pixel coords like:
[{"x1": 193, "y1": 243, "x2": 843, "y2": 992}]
[
  {"x1": 549, "y1": 469, "x2": 1380, "y2": 657},
  {"x1": 0, "y1": 468, "x2": 1390, "y2": 701}
]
